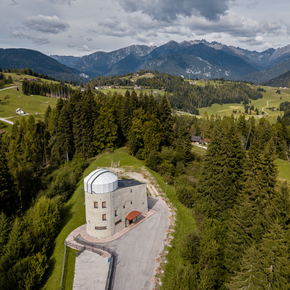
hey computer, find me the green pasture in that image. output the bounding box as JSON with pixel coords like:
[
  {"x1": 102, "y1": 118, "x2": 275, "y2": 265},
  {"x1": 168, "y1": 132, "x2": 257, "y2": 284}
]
[
  {"x1": 42, "y1": 147, "x2": 196, "y2": 290},
  {"x1": 3, "y1": 72, "x2": 61, "y2": 86},
  {"x1": 0, "y1": 86, "x2": 57, "y2": 126},
  {"x1": 197, "y1": 85, "x2": 289, "y2": 124}
]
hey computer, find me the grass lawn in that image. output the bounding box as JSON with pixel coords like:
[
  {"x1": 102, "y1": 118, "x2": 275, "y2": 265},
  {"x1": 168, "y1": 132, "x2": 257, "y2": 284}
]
[
  {"x1": 61, "y1": 247, "x2": 78, "y2": 290},
  {"x1": 42, "y1": 147, "x2": 196, "y2": 290},
  {"x1": 275, "y1": 158, "x2": 290, "y2": 183}
]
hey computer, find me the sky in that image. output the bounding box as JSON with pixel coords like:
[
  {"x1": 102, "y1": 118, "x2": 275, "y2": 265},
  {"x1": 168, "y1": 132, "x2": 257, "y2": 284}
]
[{"x1": 1, "y1": 0, "x2": 290, "y2": 56}]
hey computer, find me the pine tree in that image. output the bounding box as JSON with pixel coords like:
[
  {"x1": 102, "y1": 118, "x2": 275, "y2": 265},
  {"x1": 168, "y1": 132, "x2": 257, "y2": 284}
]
[
  {"x1": 258, "y1": 221, "x2": 290, "y2": 289},
  {"x1": 196, "y1": 123, "x2": 245, "y2": 220},
  {"x1": 226, "y1": 244, "x2": 263, "y2": 290},
  {"x1": 73, "y1": 94, "x2": 97, "y2": 158},
  {"x1": 94, "y1": 108, "x2": 119, "y2": 154},
  {"x1": 0, "y1": 137, "x2": 18, "y2": 215},
  {"x1": 121, "y1": 90, "x2": 132, "y2": 138},
  {"x1": 261, "y1": 138, "x2": 277, "y2": 198},
  {"x1": 57, "y1": 103, "x2": 74, "y2": 162},
  {"x1": 158, "y1": 94, "x2": 174, "y2": 146}
]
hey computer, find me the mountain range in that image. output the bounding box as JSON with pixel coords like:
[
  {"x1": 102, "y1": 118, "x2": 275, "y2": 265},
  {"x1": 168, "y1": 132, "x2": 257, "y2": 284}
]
[
  {"x1": 2, "y1": 40, "x2": 290, "y2": 84},
  {"x1": 50, "y1": 40, "x2": 290, "y2": 83}
]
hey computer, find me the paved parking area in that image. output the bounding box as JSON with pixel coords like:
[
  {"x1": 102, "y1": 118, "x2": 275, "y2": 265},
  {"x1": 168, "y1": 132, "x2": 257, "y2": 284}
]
[
  {"x1": 102, "y1": 196, "x2": 169, "y2": 290},
  {"x1": 73, "y1": 250, "x2": 109, "y2": 290}
]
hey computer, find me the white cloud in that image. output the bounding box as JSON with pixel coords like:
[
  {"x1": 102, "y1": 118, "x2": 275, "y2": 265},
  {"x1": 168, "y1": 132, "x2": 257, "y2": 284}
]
[
  {"x1": 23, "y1": 15, "x2": 70, "y2": 34},
  {"x1": 11, "y1": 31, "x2": 49, "y2": 45}
]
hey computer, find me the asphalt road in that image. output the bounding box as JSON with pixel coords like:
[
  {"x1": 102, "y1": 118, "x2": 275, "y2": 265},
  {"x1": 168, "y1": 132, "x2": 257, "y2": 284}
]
[{"x1": 101, "y1": 196, "x2": 169, "y2": 290}]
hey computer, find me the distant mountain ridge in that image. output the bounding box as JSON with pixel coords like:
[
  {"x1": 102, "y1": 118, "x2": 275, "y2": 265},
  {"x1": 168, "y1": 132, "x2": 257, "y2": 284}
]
[
  {"x1": 4, "y1": 40, "x2": 290, "y2": 84},
  {"x1": 0, "y1": 48, "x2": 88, "y2": 84},
  {"x1": 51, "y1": 40, "x2": 290, "y2": 82}
]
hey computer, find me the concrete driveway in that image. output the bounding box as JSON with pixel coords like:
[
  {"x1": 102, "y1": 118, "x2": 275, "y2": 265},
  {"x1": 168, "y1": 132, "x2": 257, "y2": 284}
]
[{"x1": 101, "y1": 196, "x2": 169, "y2": 290}]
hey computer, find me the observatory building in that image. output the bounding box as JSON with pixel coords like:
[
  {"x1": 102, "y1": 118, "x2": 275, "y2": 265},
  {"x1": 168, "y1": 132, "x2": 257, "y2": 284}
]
[{"x1": 84, "y1": 168, "x2": 148, "y2": 238}]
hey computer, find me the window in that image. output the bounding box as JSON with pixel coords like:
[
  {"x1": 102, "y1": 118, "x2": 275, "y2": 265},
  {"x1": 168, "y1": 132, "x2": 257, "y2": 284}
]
[
  {"x1": 102, "y1": 201, "x2": 106, "y2": 208},
  {"x1": 130, "y1": 189, "x2": 133, "y2": 193},
  {"x1": 94, "y1": 202, "x2": 98, "y2": 208},
  {"x1": 115, "y1": 219, "x2": 122, "y2": 226},
  {"x1": 95, "y1": 226, "x2": 107, "y2": 230},
  {"x1": 123, "y1": 205, "x2": 125, "y2": 209},
  {"x1": 130, "y1": 201, "x2": 133, "y2": 204},
  {"x1": 102, "y1": 214, "x2": 107, "y2": 221},
  {"x1": 115, "y1": 210, "x2": 118, "y2": 216}
]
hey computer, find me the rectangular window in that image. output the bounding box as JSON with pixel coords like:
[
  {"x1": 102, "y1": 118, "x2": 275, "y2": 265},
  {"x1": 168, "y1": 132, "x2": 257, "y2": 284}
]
[
  {"x1": 123, "y1": 205, "x2": 125, "y2": 209},
  {"x1": 94, "y1": 202, "x2": 98, "y2": 208},
  {"x1": 130, "y1": 201, "x2": 133, "y2": 204},
  {"x1": 115, "y1": 210, "x2": 118, "y2": 216},
  {"x1": 115, "y1": 219, "x2": 122, "y2": 226},
  {"x1": 95, "y1": 226, "x2": 107, "y2": 230},
  {"x1": 102, "y1": 214, "x2": 106, "y2": 221},
  {"x1": 102, "y1": 201, "x2": 106, "y2": 208}
]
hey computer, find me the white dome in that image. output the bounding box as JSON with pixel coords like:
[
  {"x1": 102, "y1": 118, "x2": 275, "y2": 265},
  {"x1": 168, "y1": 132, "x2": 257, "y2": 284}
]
[{"x1": 84, "y1": 169, "x2": 118, "y2": 194}]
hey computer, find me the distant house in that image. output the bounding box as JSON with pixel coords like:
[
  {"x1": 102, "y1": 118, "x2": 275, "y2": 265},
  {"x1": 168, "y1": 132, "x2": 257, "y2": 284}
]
[
  {"x1": 16, "y1": 108, "x2": 24, "y2": 115},
  {"x1": 191, "y1": 136, "x2": 202, "y2": 144},
  {"x1": 95, "y1": 86, "x2": 100, "y2": 90},
  {"x1": 81, "y1": 88, "x2": 85, "y2": 92},
  {"x1": 272, "y1": 108, "x2": 277, "y2": 111},
  {"x1": 0, "y1": 131, "x2": 6, "y2": 135},
  {"x1": 190, "y1": 81, "x2": 196, "y2": 84},
  {"x1": 203, "y1": 138, "x2": 210, "y2": 145}
]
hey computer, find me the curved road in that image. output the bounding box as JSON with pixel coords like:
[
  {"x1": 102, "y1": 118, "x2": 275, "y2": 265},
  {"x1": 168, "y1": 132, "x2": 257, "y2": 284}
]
[{"x1": 101, "y1": 196, "x2": 169, "y2": 290}]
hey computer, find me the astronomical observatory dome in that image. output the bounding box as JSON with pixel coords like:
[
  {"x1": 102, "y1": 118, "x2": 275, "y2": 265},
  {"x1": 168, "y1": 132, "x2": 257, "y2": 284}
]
[{"x1": 84, "y1": 168, "x2": 118, "y2": 194}]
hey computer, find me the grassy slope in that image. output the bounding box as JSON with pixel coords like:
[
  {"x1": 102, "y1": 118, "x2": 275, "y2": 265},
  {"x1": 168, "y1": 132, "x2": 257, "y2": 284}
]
[
  {"x1": 0, "y1": 76, "x2": 58, "y2": 132},
  {"x1": 61, "y1": 247, "x2": 77, "y2": 290},
  {"x1": 42, "y1": 148, "x2": 196, "y2": 290},
  {"x1": 197, "y1": 85, "x2": 290, "y2": 124}
]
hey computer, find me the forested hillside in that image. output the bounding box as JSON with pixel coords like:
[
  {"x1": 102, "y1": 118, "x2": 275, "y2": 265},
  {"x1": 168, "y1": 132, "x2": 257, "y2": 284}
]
[{"x1": 89, "y1": 71, "x2": 263, "y2": 114}]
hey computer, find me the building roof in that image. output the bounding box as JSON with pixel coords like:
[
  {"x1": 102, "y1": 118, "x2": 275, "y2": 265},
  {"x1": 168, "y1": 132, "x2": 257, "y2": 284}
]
[
  {"x1": 126, "y1": 211, "x2": 141, "y2": 221},
  {"x1": 191, "y1": 136, "x2": 201, "y2": 142},
  {"x1": 118, "y1": 179, "x2": 143, "y2": 188},
  {"x1": 84, "y1": 168, "x2": 118, "y2": 194}
]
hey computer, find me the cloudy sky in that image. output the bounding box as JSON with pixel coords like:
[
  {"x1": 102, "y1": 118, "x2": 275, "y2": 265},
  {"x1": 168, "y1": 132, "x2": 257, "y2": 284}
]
[{"x1": 1, "y1": 0, "x2": 290, "y2": 56}]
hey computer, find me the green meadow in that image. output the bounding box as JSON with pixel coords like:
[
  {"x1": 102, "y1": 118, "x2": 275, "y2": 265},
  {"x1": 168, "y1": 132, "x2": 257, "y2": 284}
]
[
  {"x1": 0, "y1": 85, "x2": 58, "y2": 130},
  {"x1": 197, "y1": 85, "x2": 289, "y2": 123}
]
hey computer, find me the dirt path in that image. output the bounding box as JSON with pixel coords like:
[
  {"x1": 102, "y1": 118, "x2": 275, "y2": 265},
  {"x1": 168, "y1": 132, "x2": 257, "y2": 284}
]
[
  {"x1": 0, "y1": 86, "x2": 17, "y2": 91},
  {"x1": 0, "y1": 117, "x2": 14, "y2": 125},
  {"x1": 262, "y1": 100, "x2": 269, "y2": 115}
]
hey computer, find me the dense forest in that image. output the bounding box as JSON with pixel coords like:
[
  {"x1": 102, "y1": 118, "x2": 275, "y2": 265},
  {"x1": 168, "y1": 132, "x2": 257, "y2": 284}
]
[
  {"x1": 22, "y1": 79, "x2": 74, "y2": 99},
  {"x1": 1, "y1": 84, "x2": 290, "y2": 289},
  {"x1": 159, "y1": 113, "x2": 290, "y2": 289},
  {"x1": 89, "y1": 70, "x2": 263, "y2": 115}
]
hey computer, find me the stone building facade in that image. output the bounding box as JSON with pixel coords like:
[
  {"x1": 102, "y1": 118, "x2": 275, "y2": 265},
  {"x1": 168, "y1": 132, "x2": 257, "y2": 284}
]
[{"x1": 84, "y1": 168, "x2": 148, "y2": 239}]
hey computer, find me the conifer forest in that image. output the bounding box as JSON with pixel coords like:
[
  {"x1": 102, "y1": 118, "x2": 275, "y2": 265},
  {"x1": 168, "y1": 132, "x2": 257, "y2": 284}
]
[{"x1": 1, "y1": 84, "x2": 290, "y2": 289}]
